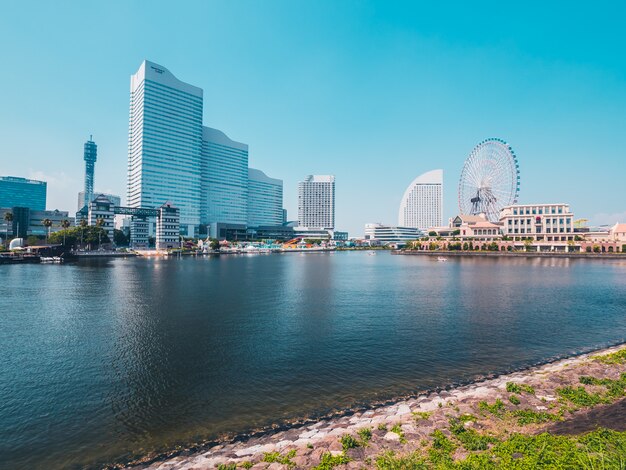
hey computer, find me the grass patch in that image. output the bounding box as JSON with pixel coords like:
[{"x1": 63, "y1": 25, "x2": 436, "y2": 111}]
[
  {"x1": 506, "y1": 382, "x2": 535, "y2": 395},
  {"x1": 478, "y1": 399, "x2": 506, "y2": 418},
  {"x1": 594, "y1": 348, "x2": 626, "y2": 365},
  {"x1": 431, "y1": 429, "x2": 456, "y2": 453},
  {"x1": 557, "y1": 385, "x2": 605, "y2": 407},
  {"x1": 377, "y1": 423, "x2": 387, "y2": 431},
  {"x1": 340, "y1": 433, "x2": 360, "y2": 451},
  {"x1": 509, "y1": 394, "x2": 521, "y2": 405},
  {"x1": 512, "y1": 409, "x2": 561, "y2": 426},
  {"x1": 390, "y1": 424, "x2": 407, "y2": 444},
  {"x1": 240, "y1": 463, "x2": 253, "y2": 469},
  {"x1": 449, "y1": 417, "x2": 498, "y2": 451},
  {"x1": 357, "y1": 427, "x2": 372, "y2": 444},
  {"x1": 412, "y1": 411, "x2": 432, "y2": 421},
  {"x1": 579, "y1": 374, "x2": 626, "y2": 399},
  {"x1": 375, "y1": 450, "x2": 428, "y2": 469},
  {"x1": 313, "y1": 452, "x2": 350, "y2": 469},
  {"x1": 262, "y1": 449, "x2": 296, "y2": 466},
  {"x1": 217, "y1": 465, "x2": 236, "y2": 470}
]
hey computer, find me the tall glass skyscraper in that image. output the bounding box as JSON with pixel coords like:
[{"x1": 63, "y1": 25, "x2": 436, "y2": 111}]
[
  {"x1": 83, "y1": 137, "x2": 97, "y2": 209},
  {"x1": 398, "y1": 169, "x2": 443, "y2": 229},
  {"x1": 0, "y1": 176, "x2": 47, "y2": 210},
  {"x1": 201, "y1": 126, "x2": 249, "y2": 226},
  {"x1": 247, "y1": 168, "x2": 283, "y2": 227},
  {"x1": 127, "y1": 60, "x2": 203, "y2": 236}
]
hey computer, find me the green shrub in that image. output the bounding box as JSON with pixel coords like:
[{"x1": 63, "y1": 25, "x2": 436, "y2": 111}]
[
  {"x1": 217, "y1": 464, "x2": 236, "y2": 470},
  {"x1": 449, "y1": 417, "x2": 498, "y2": 451},
  {"x1": 595, "y1": 349, "x2": 626, "y2": 365},
  {"x1": 313, "y1": 452, "x2": 350, "y2": 469},
  {"x1": 509, "y1": 394, "x2": 521, "y2": 405},
  {"x1": 390, "y1": 424, "x2": 407, "y2": 444},
  {"x1": 512, "y1": 409, "x2": 560, "y2": 425},
  {"x1": 357, "y1": 427, "x2": 372, "y2": 443},
  {"x1": 506, "y1": 382, "x2": 535, "y2": 394},
  {"x1": 557, "y1": 386, "x2": 605, "y2": 407},
  {"x1": 478, "y1": 399, "x2": 506, "y2": 418},
  {"x1": 262, "y1": 449, "x2": 296, "y2": 466},
  {"x1": 412, "y1": 411, "x2": 432, "y2": 421},
  {"x1": 340, "y1": 434, "x2": 360, "y2": 450}
]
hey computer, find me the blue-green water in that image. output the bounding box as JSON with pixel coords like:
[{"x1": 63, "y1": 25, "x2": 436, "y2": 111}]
[{"x1": 1, "y1": 252, "x2": 625, "y2": 469}]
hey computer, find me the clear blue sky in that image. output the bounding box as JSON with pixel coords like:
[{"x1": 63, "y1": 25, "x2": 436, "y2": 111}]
[{"x1": 1, "y1": 1, "x2": 625, "y2": 235}]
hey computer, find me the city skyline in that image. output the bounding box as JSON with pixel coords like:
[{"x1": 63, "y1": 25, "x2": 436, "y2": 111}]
[{"x1": 1, "y1": 2, "x2": 625, "y2": 235}]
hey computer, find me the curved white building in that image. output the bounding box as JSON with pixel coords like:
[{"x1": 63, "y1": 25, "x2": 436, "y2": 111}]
[{"x1": 398, "y1": 169, "x2": 443, "y2": 229}]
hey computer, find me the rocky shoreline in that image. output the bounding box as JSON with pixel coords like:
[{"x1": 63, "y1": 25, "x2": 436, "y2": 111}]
[{"x1": 129, "y1": 344, "x2": 626, "y2": 469}]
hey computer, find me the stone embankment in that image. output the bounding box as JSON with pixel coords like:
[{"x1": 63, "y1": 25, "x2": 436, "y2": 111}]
[{"x1": 133, "y1": 344, "x2": 626, "y2": 469}]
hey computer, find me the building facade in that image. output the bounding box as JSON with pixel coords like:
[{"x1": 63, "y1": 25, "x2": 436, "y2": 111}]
[
  {"x1": 156, "y1": 202, "x2": 180, "y2": 250},
  {"x1": 247, "y1": 168, "x2": 283, "y2": 227},
  {"x1": 201, "y1": 126, "x2": 249, "y2": 226},
  {"x1": 88, "y1": 194, "x2": 115, "y2": 242},
  {"x1": 83, "y1": 137, "x2": 97, "y2": 209},
  {"x1": 127, "y1": 60, "x2": 203, "y2": 236},
  {"x1": 398, "y1": 169, "x2": 443, "y2": 230},
  {"x1": 0, "y1": 176, "x2": 47, "y2": 211},
  {"x1": 298, "y1": 175, "x2": 335, "y2": 229},
  {"x1": 364, "y1": 223, "x2": 421, "y2": 245},
  {"x1": 77, "y1": 191, "x2": 121, "y2": 212},
  {"x1": 500, "y1": 203, "x2": 574, "y2": 241}
]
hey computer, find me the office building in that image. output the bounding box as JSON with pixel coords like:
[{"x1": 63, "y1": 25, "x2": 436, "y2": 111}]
[
  {"x1": 201, "y1": 126, "x2": 249, "y2": 226},
  {"x1": 298, "y1": 175, "x2": 335, "y2": 229},
  {"x1": 500, "y1": 203, "x2": 574, "y2": 242},
  {"x1": 83, "y1": 137, "x2": 97, "y2": 209},
  {"x1": 77, "y1": 191, "x2": 121, "y2": 212},
  {"x1": 156, "y1": 202, "x2": 180, "y2": 250},
  {"x1": 247, "y1": 168, "x2": 283, "y2": 227},
  {"x1": 0, "y1": 176, "x2": 47, "y2": 211},
  {"x1": 364, "y1": 223, "x2": 421, "y2": 245},
  {"x1": 127, "y1": 60, "x2": 203, "y2": 236},
  {"x1": 398, "y1": 169, "x2": 443, "y2": 230},
  {"x1": 0, "y1": 207, "x2": 70, "y2": 239},
  {"x1": 88, "y1": 194, "x2": 115, "y2": 242}
]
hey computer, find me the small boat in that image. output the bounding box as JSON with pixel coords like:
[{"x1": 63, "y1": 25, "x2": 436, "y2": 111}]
[
  {"x1": 437, "y1": 256, "x2": 448, "y2": 262},
  {"x1": 40, "y1": 256, "x2": 62, "y2": 263},
  {"x1": 368, "y1": 251, "x2": 376, "y2": 256}
]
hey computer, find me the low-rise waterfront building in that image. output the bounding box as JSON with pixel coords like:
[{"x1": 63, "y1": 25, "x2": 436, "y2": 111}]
[
  {"x1": 364, "y1": 223, "x2": 421, "y2": 245},
  {"x1": 0, "y1": 207, "x2": 71, "y2": 239},
  {"x1": 500, "y1": 203, "x2": 574, "y2": 242}
]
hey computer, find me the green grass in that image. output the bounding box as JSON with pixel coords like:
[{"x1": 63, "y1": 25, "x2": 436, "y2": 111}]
[
  {"x1": 340, "y1": 433, "x2": 360, "y2": 450},
  {"x1": 390, "y1": 424, "x2": 408, "y2": 444},
  {"x1": 512, "y1": 409, "x2": 561, "y2": 425},
  {"x1": 579, "y1": 373, "x2": 626, "y2": 399},
  {"x1": 240, "y1": 462, "x2": 253, "y2": 469},
  {"x1": 312, "y1": 452, "x2": 350, "y2": 469},
  {"x1": 262, "y1": 449, "x2": 296, "y2": 466},
  {"x1": 217, "y1": 464, "x2": 236, "y2": 470},
  {"x1": 557, "y1": 385, "x2": 605, "y2": 407},
  {"x1": 478, "y1": 399, "x2": 506, "y2": 418},
  {"x1": 375, "y1": 428, "x2": 626, "y2": 469},
  {"x1": 375, "y1": 450, "x2": 428, "y2": 469},
  {"x1": 412, "y1": 411, "x2": 432, "y2": 421},
  {"x1": 505, "y1": 382, "x2": 535, "y2": 395},
  {"x1": 508, "y1": 394, "x2": 521, "y2": 405},
  {"x1": 377, "y1": 423, "x2": 387, "y2": 431},
  {"x1": 449, "y1": 417, "x2": 498, "y2": 451},
  {"x1": 594, "y1": 348, "x2": 626, "y2": 365},
  {"x1": 357, "y1": 427, "x2": 372, "y2": 444}
]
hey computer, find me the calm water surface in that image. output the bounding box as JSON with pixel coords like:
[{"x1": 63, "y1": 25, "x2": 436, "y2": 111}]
[{"x1": 1, "y1": 252, "x2": 626, "y2": 468}]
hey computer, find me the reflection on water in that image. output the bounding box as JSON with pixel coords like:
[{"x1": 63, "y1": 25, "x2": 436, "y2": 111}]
[{"x1": 0, "y1": 253, "x2": 625, "y2": 468}]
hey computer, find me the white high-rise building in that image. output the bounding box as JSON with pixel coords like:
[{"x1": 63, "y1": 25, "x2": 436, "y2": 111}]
[
  {"x1": 201, "y1": 126, "x2": 249, "y2": 226},
  {"x1": 127, "y1": 60, "x2": 203, "y2": 236},
  {"x1": 247, "y1": 168, "x2": 283, "y2": 227},
  {"x1": 298, "y1": 175, "x2": 335, "y2": 229},
  {"x1": 398, "y1": 169, "x2": 443, "y2": 230}
]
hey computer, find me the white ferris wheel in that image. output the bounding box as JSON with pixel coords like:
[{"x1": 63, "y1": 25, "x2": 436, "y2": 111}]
[{"x1": 458, "y1": 138, "x2": 520, "y2": 222}]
